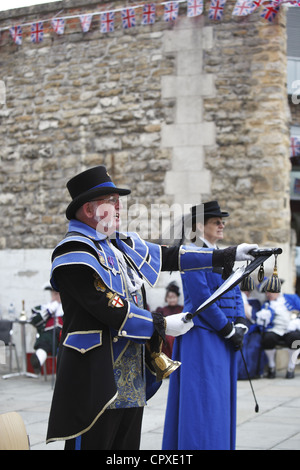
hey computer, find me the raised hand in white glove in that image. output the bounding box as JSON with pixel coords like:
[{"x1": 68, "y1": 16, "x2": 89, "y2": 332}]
[
  {"x1": 235, "y1": 243, "x2": 259, "y2": 262},
  {"x1": 165, "y1": 312, "x2": 194, "y2": 337}
]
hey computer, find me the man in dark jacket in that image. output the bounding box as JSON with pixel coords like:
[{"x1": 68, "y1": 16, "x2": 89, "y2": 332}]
[{"x1": 46, "y1": 166, "x2": 257, "y2": 450}]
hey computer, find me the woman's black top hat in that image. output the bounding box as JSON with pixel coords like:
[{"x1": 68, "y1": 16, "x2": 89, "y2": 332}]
[
  {"x1": 66, "y1": 165, "x2": 131, "y2": 220},
  {"x1": 190, "y1": 200, "x2": 230, "y2": 222}
]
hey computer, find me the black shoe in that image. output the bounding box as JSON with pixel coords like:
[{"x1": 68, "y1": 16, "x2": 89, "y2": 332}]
[
  {"x1": 286, "y1": 369, "x2": 295, "y2": 379},
  {"x1": 267, "y1": 367, "x2": 276, "y2": 379},
  {"x1": 30, "y1": 353, "x2": 41, "y2": 374}
]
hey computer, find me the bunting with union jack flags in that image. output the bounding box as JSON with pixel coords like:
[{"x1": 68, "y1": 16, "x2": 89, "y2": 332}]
[
  {"x1": 290, "y1": 137, "x2": 300, "y2": 158},
  {"x1": 121, "y1": 8, "x2": 136, "y2": 28},
  {"x1": 187, "y1": 0, "x2": 203, "y2": 17},
  {"x1": 80, "y1": 14, "x2": 93, "y2": 33},
  {"x1": 100, "y1": 12, "x2": 115, "y2": 33},
  {"x1": 31, "y1": 22, "x2": 44, "y2": 43},
  {"x1": 208, "y1": 0, "x2": 227, "y2": 20},
  {"x1": 250, "y1": 0, "x2": 264, "y2": 12},
  {"x1": 51, "y1": 18, "x2": 65, "y2": 35},
  {"x1": 232, "y1": 0, "x2": 252, "y2": 16},
  {"x1": 9, "y1": 25, "x2": 22, "y2": 45},
  {"x1": 260, "y1": 3, "x2": 280, "y2": 21},
  {"x1": 142, "y1": 3, "x2": 156, "y2": 24},
  {"x1": 164, "y1": 2, "x2": 179, "y2": 21},
  {"x1": 5, "y1": 0, "x2": 300, "y2": 47}
]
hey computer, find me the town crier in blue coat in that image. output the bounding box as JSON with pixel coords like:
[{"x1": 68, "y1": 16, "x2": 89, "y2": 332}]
[
  {"x1": 163, "y1": 201, "x2": 248, "y2": 450},
  {"x1": 46, "y1": 167, "x2": 257, "y2": 450}
]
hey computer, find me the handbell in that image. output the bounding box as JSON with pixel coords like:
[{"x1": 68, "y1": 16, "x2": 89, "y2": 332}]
[{"x1": 150, "y1": 351, "x2": 181, "y2": 381}]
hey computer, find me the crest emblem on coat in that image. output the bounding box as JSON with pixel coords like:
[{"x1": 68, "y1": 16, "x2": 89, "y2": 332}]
[
  {"x1": 106, "y1": 292, "x2": 124, "y2": 308},
  {"x1": 93, "y1": 273, "x2": 106, "y2": 292}
]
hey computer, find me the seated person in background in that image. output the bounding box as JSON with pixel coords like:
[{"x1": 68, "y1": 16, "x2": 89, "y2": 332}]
[
  {"x1": 237, "y1": 290, "x2": 266, "y2": 380},
  {"x1": 155, "y1": 282, "x2": 183, "y2": 358},
  {"x1": 29, "y1": 284, "x2": 64, "y2": 374},
  {"x1": 241, "y1": 289, "x2": 261, "y2": 324},
  {"x1": 256, "y1": 284, "x2": 300, "y2": 379}
]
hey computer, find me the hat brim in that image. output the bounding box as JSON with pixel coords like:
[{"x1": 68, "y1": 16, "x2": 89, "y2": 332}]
[
  {"x1": 204, "y1": 211, "x2": 230, "y2": 218},
  {"x1": 191, "y1": 211, "x2": 230, "y2": 221},
  {"x1": 66, "y1": 186, "x2": 131, "y2": 220}
]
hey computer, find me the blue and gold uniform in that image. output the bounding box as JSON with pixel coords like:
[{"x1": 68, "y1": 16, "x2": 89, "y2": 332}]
[
  {"x1": 46, "y1": 166, "x2": 242, "y2": 450},
  {"x1": 46, "y1": 219, "x2": 229, "y2": 448}
]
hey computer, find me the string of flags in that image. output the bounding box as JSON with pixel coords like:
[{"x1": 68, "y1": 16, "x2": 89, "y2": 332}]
[
  {"x1": 4, "y1": 0, "x2": 299, "y2": 46},
  {"x1": 290, "y1": 136, "x2": 300, "y2": 158}
]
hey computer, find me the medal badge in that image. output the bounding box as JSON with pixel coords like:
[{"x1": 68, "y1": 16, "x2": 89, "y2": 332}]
[
  {"x1": 98, "y1": 252, "x2": 105, "y2": 265},
  {"x1": 108, "y1": 256, "x2": 117, "y2": 276},
  {"x1": 93, "y1": 273, "x2": 106, "y2": 292}
]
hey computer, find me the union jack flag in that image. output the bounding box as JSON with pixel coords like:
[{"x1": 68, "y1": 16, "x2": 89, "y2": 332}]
[
  {"x1": 250, "y1": 0, "x2": 264, "y2": 12},
  {"x1": 290, "y1": 137, "x2": 300, "y2": 157},
  {"x1": 208, "y1": 0, "x2": 226, "y2": 20},
  {"x1": 260, "y1": 3, "x2": 280, "y2": 21},
  {"x1": 100, "y1": 12, "x2": 115, "y2": 33},
  {"x1": 232, "y1": 0, "x2": 252, "y2": 15},
  {"x1": 51, "y1": 18, "x2": 65, "y2": 35},
  {"x1": 80, "y1": 14, "x2": 93, "y2": 33},
  {"x1": 31, "y1": 22, "x2": 44, "y2": 43},
  {"x1": 9, "y1": 25, "x2": 22, "y2": 45},
  {"x1": 294, "y1": 177, "x2": 300, "y2": 195},
  {"x1": 164, "y1": 2, "x2": 179, "y2": 21},
  {"x1": 141, "y1": 4, "x2": 156, "y2": 25},
  {"x1": 187, "y1": 0, "x2": 203, "y2": 16},
  {"x1": 292, "y1": 177, "x2": 300, "y2": 199},
  {"x1": 121, "y1": 8, "x2": 136, "y2": 29}
]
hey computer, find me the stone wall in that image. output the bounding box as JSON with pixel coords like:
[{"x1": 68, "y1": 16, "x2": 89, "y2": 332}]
[
  {"x1": 0, "y1": 0, "x2": 293, "y2": 327},
  {"x1": 0, "y1": 0, "x2": 177, "y2": 251},
  {"x1": 203, "y1": 9, "x2": 290, "y2": 246}
]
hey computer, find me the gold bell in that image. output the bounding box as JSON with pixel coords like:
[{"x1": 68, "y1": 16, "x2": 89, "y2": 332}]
[
  {"x1": 146, "y1": 330, "x2": 181, "y2": 382},
  {"x1": 150, "y1": 351, "x2": 181, "y2": 381},
  {"x1": 265, "y1": 255, "x2": 281, "y2": 293}
]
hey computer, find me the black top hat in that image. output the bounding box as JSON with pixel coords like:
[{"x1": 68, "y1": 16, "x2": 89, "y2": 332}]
[
  {"x1": 66, "y1": 165, "x2": 131, "y2": 220},
  {"x1": 190, "y1": 200, "x2": 229, "y2": 222}
]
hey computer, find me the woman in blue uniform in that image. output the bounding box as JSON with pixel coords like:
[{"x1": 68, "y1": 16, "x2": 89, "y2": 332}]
[{"x1": 162, "y1": 201, "x2": 248, "y2": 450}]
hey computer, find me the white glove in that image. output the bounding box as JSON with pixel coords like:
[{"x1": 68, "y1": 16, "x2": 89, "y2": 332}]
[
  {"x1": 256, "y1": 308, "x2": 272, "y2": 327},
  {"x1": 287, "y1": 318, "x2": 300, "y2": 332},
  {"x1": 165, "y1": 313, "x2": 194, "y2": 337},
  {"x1": 235, "y1": 243, "x2": 259, "y2": 261}
]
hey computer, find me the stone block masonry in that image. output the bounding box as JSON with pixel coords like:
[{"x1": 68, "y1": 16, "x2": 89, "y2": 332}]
[
  {"x1": 202, "y1": 9, "x2": 291, "y2": 248},
  {"x1": 0, "y1": 1, "x2": 179, "y2": 249},
  {"x1": 162, "y1": 18, "x2": 215, "y2": 206}
]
